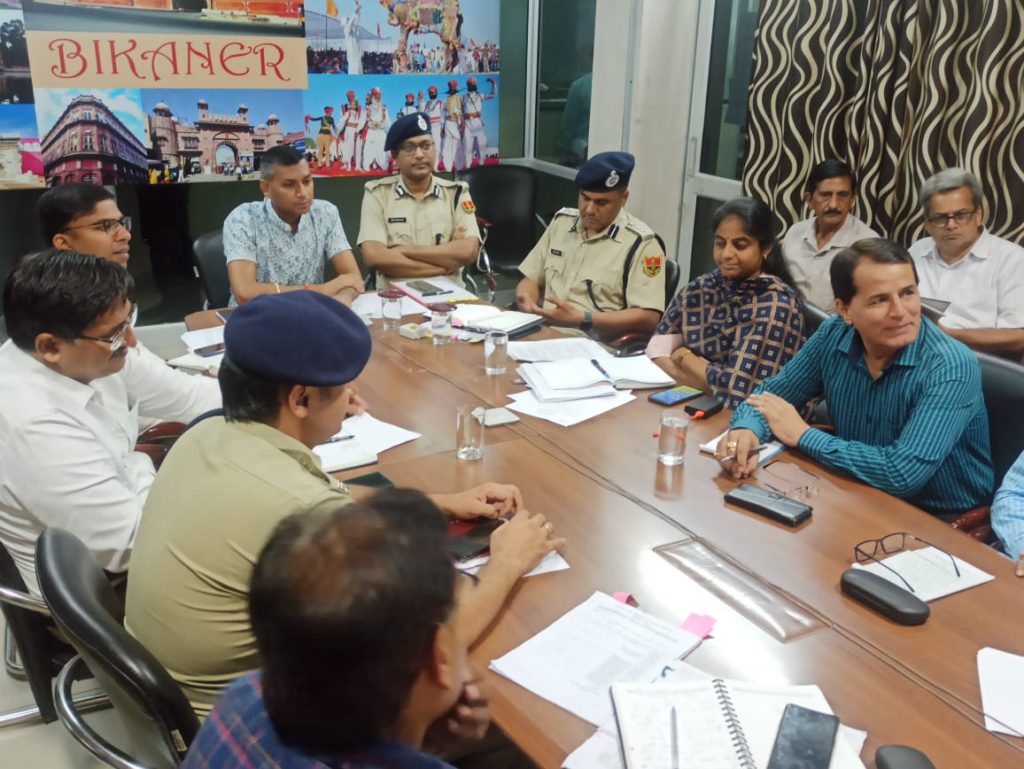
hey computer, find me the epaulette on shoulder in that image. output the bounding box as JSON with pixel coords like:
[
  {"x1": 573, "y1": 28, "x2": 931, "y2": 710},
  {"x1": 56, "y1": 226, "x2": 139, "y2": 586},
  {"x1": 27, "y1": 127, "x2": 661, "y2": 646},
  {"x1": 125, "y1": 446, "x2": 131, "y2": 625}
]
[
  {"x1": 553, "y1": 206, "x2": 579, "y2": 219},
  {"x1": 623, "y1": 215, "x2": 655, "y2": 240},
  {"x1": 365, "y1": 175, "x2": 400, "y2": 190}
]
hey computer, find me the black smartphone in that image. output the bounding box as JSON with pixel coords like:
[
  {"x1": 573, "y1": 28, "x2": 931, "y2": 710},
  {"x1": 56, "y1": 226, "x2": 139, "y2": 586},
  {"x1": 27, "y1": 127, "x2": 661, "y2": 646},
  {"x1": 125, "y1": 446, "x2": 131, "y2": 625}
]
[
  {"x1": 766, "y1": 703, "x2": 839, "y2": 769},
  {"x1": 683, "y1": 394, "x2": 724, "y2": 417},
  {"x1": 194, "y1": 342, "x2": 226, "y2": 357},
  {"x1": 345, "y1": 471, "x2": 395, "y2": 489},
  {"x1": 407, "y1": 280, "x2": 448, "y2": 296},
  {"x1": 648, "y1": 385, "x2": 703, "y2": 406},
  {"x1": 448, "y1": 519, "x2": 504, "y2": 561},
  {"x1": 215, "y1": 308, "x2": 235, "y2": 323}
]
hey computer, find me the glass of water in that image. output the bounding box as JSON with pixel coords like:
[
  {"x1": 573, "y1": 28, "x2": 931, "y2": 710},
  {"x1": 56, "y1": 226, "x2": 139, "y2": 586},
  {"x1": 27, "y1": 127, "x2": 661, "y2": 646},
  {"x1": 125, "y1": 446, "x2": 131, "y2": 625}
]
[
  {"x1": 657, "y1": 411, "x2": 689, "y2": 465},
  {"x1": 429, "y1": 303, "x2": 452, "y2": 345},
  {"x1": 379, "y1": 289, "x2": 404, "y2": 331},
  {"x1": 484, "y1": 330, "x2": 508, "y2": 375},
  {"x1": 456, "y1": 404, "x2": 484, "y2": 461}
]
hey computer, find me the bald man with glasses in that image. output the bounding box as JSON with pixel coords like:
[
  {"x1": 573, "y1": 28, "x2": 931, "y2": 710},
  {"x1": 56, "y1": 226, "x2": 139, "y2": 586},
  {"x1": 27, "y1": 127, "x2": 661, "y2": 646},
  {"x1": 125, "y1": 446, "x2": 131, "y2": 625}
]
[
  {"x1": 0, "y1": 251, "x2": 219, "y2": 595},
  {"x1": 909, "y1": 168, "x2": 1024, "y2": 357}
]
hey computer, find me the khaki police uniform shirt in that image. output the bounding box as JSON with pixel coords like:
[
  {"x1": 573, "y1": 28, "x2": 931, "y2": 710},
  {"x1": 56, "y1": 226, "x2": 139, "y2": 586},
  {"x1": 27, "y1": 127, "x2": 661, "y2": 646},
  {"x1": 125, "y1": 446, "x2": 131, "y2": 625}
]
[
  {"x1": 357, "y1": 174, "x2": 481, "y2": 286},
  {"x1": 519, "y1": 207, "x2": 667, "y2": 314},
  {"x1": 124, "y1": 417, "x2": 352, "y2": 717}
]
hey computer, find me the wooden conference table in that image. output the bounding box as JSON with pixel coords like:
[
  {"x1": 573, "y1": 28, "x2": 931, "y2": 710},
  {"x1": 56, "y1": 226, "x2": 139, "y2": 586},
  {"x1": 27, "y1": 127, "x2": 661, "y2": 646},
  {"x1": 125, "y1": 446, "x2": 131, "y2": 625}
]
[{"x1": 185, "y1": 309, "x2": 1024, "y2": 768}]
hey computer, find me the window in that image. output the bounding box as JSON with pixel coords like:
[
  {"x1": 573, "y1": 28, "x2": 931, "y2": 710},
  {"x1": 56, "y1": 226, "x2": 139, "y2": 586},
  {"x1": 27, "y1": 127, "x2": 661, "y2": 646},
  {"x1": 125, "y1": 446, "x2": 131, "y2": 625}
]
[
  {"x1": 100, "y1": 135, "x2": 108, "y2": 153},
  {"x1": 83, "y1": 132, "x2": 94, "y2": 150},
  {"x1": 533, "y1": 0, "x2": 595, "y2": 169},
  {"x1": 69, "y1": 133, "x2": 78, "y2": 152}
]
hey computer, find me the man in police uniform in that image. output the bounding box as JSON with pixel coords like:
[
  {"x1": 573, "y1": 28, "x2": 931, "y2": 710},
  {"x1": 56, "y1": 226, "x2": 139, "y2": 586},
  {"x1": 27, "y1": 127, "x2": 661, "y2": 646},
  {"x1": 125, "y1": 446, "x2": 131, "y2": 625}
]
[
  {"x1": 516, "y1": 152, "x2": 666, "y2": 339},
  {"x1": 305, "y1": 106, "x2": 336, "y2": 168},
  {"x1": 358, "y1": 112, "x2": 480, "y2": 285}
]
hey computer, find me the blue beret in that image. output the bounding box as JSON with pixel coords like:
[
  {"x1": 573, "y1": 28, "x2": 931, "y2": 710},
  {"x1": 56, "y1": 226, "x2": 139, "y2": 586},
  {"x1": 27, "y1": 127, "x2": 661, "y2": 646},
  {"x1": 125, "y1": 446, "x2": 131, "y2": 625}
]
[
  {"x1": 575, "y1": 151, "x2": 635, "y2": 191},
  {"x1": 224, "y1": 292, "x2": 371, "y2": 387},
  {"x1": 385, "y1": 112, "x2": 432, "y2": 152}
]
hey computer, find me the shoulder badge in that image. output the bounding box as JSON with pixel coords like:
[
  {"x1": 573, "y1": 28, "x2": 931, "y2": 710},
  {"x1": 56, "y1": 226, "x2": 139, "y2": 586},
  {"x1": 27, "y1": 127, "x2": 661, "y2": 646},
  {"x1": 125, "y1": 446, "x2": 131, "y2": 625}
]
[
  {"x1": 643, "y1": 254, "x2": 663, "y2": 277},
  {"x1": 461, "y1": 197, "x2": 476, "y2": 214}
]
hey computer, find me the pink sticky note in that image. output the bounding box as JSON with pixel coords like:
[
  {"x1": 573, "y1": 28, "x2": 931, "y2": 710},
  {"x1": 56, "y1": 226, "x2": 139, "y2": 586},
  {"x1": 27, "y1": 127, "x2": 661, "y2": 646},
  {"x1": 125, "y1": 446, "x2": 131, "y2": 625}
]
[
  {"x1": 681, "y1": 613, "x2": 717, "y2": 638},
  {"x1": 612, "y1": 591, "x2": 639, "y2": 606}
]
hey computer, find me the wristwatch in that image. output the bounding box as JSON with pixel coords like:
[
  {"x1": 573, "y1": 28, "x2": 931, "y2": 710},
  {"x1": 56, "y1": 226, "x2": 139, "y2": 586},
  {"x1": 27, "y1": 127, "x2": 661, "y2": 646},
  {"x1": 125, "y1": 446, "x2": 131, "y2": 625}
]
[{"x1": 580, "y1": 311, "x2": 594, "y2": 332}]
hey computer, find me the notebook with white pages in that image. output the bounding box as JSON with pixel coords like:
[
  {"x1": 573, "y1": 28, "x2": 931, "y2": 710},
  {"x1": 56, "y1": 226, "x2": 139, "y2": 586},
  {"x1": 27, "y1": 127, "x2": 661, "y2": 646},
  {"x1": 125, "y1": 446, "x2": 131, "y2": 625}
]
[
  {"x1": 610, "y1": 678, "x2": 865, "y2": 769},
  {"x1": 517, "y1": 364, "x2": 618, "y2": 402},
  {"x1": 448, "y1": 304, "x2": 544, "y2": 334},
  {"x1": 392, "y1": 277, "x2": 478, "y2": 305},
  {"x1": 312, "y1": 436, "x2": 377, "y2": 472},
  {"x1": 700, "y1": 429, "x2": 785, "y2": 465},
  {"x1": 533, "y1": 356, "x2": 675, "y2": 390}
]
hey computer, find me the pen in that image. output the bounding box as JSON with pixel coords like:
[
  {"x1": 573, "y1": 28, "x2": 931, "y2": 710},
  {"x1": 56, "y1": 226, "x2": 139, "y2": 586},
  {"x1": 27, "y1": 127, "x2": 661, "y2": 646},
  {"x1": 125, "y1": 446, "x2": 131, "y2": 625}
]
[
  {"x1": 670, "y1": 705, "x2": 679, "y2": 769},
  {"x1": 590, "y1": 358, "x2": 612, "y2": 379},
  {"x1": 324, "y1": 435, "x2": 355, "y2": 444},
  {"x1": 719, "y1": 443, "x2": 769, "y2": 462}
]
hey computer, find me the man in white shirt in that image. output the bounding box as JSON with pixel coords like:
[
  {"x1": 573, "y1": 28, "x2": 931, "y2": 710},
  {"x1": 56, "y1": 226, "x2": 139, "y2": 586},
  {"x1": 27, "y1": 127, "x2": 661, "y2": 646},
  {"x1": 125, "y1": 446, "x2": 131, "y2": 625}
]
[
  {"x1": 781, "y1": 159, "x2": 878, "y2": 312},
  {"x1": 909, "y1": 168, "x2": 1024, "y2": 357},
  {"x1": 0, "y1": 251, "x2": 219, "y2": 594}
]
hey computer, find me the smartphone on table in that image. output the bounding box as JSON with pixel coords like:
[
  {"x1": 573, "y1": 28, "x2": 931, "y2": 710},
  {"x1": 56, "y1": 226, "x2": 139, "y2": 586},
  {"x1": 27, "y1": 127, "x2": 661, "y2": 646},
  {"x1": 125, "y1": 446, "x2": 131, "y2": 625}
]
[
  {"x1": 407, "y1": 280, "x2": 448, "y2": 297},
  {"x1": 194, "y1": 342, "x2": 226, "y2": 357},
  {"x1": 648, "y1": 385, "x2": 703, "y2": 406},
  {"x1": 448, "y1": 518, "x2": 504, "y2": 561}
]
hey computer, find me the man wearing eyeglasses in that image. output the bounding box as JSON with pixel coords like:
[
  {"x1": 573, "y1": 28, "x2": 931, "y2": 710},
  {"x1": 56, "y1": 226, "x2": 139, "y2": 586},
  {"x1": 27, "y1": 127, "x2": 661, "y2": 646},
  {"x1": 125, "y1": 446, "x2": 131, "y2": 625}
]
[
  {"x1": 0, "y1": 251, "x2": 221, "y2": 595},
  {"x1": 909, "y1": 168, "x2": 1024, "y2": 357},
  {"x1": 358, "y1": 112, "x2": 480, "y2": 287},
  {"x1": 38, "y1": 182, "x2": 133, "y2": 267}
]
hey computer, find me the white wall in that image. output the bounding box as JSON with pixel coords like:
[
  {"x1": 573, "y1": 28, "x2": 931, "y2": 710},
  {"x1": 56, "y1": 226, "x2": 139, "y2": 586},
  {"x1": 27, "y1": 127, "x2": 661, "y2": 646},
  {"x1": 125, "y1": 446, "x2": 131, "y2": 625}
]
[{"x1": 590, "y1": 0, "x2": 700, "y2": 262}]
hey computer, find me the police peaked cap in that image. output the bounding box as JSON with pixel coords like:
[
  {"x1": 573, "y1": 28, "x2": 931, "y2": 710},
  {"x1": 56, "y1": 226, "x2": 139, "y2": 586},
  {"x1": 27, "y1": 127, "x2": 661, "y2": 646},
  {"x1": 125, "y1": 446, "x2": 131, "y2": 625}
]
[
  {"x1": 224, "y1": 291, "x2": 371, "y2": 387},
  {"x1": 385, "y1": 112, "x2": 433, "y2": 151},
  {"x1": 575, "y1": 151, "x2": 635, "y2": 192}
]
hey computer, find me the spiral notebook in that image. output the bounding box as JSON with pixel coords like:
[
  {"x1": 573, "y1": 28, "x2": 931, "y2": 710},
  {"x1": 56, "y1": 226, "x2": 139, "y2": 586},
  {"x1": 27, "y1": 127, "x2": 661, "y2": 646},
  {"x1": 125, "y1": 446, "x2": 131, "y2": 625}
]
[{"x1": 610, "y1": 678, "x2": 864, "y2": 769}]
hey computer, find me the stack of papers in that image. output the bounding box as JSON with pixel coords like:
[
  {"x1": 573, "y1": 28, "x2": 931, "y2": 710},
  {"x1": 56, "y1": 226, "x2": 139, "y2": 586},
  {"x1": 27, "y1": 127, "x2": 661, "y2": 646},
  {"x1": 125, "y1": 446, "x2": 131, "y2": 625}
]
[
  {"x1": 313, "y1": 413, "x2": 421, "y2": 472},
  {"x1": 506, "y1": 390, "x2": 635, "y2": 427},
  {"x1": 518, "y1": 364, "x2": 618, "y2": 402},
  {"x1": 457, "y1": 550, "x2": 570, "y2": 578},
  {"x1": 170, "y1": 326, "x2": 225, "y2": 372},
  {"x1": 489, "y1": 592, "x2": 702, "y2": 726},
  {"x1": 508, "y1": 337, "x2": 612, "y2": 362}
]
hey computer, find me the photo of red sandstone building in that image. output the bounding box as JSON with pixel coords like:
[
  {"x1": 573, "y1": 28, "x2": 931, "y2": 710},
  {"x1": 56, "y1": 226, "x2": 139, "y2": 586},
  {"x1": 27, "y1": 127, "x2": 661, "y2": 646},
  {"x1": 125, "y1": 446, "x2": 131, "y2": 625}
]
[{"x1": 39, "y1": 93, "x2": 147, "y2": 185}]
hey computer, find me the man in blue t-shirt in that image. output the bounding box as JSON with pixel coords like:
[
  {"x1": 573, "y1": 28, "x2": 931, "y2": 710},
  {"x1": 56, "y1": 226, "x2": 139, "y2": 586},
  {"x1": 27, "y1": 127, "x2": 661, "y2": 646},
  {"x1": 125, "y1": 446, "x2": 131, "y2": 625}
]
[{"x1": 183, "y1": 489, "x2": 502, "y2": 769}]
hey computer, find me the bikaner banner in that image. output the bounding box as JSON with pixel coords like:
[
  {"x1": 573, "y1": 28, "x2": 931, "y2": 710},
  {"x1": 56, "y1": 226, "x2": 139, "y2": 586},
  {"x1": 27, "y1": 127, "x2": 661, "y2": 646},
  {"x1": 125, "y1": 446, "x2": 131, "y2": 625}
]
[{"x1": 26, "y1": 31, "x2": 308, "y2": 89}]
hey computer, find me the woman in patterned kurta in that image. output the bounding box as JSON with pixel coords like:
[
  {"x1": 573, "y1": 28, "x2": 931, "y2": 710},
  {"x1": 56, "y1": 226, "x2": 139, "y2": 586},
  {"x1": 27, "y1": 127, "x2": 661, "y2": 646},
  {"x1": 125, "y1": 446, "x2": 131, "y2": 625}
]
[{"x1": 647, "y1": 197, "x2": 806, "y2": 410}]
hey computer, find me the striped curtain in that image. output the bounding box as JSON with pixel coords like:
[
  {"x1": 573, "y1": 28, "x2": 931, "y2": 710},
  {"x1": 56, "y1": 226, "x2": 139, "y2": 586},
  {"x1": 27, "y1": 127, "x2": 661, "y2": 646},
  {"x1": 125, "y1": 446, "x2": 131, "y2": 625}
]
[{"x1": 743, "y1": 0, "x2": 1024, "y2": 246}]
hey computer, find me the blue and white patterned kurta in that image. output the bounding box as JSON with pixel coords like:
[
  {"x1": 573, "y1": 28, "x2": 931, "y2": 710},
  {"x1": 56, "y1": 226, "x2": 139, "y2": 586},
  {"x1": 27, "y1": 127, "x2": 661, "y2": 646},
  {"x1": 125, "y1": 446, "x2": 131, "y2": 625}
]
[{"x1": 223, "y1": 199, "x2": 352, "y2": 305}]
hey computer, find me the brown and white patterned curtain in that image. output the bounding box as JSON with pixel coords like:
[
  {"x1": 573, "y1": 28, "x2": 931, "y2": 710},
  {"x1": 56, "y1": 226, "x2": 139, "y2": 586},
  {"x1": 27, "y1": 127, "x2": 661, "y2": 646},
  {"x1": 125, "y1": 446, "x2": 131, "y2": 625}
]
[{"x1": 743, "y1": 0, "x2": 1024, "y2": 246}]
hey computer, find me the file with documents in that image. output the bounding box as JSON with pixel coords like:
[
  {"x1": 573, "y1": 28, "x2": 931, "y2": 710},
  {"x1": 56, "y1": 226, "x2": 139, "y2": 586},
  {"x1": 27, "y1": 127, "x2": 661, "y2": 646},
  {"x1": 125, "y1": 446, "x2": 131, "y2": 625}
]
[{"x1": 534, "y1": 356, "x2": 674, "y2": 390}]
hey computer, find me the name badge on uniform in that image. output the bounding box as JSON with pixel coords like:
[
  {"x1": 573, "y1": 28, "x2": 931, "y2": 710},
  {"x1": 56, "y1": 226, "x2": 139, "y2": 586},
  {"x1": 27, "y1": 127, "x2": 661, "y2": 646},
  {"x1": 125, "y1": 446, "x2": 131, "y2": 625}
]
[
  {"x1": 388, "y1": 217, "x2": 408, "y2": 223},
  {"x1": 550, "y1": 249, "x2": 563, "y2": 256}
]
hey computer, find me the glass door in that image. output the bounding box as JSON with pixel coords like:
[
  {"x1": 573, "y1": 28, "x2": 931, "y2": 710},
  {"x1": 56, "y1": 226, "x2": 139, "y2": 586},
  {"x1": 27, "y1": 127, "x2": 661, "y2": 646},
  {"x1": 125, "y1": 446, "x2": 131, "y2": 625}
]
[{"x1": 678, "y1": 0, "x2": 759, "y2": 279}]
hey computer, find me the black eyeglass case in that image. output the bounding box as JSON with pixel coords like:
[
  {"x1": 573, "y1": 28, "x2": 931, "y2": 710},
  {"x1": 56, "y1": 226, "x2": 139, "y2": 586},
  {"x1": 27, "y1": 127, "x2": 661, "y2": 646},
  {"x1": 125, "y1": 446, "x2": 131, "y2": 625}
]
[
  {"x1": 840, "y1": 569, "x2": 930, "y2": 625},
  {"x1": 724, "y1": 484, "x2": 812, "y2": 526}
]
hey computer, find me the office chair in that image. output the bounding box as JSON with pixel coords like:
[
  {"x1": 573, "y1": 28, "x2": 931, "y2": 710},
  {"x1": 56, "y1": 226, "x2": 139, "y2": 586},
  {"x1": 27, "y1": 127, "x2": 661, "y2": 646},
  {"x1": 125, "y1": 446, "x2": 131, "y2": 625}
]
[
  {"x1": 37, "y1": 528, "x2": 200, "y2": 769},
  {"x1": 0, "y1": 541, "x2": 106, "y2": 729},
  {"x1": 191, "y1": 231, "x2": 231, "y2": 309},
  {"x1": 457, "y1": 165, "x2": 547, "y2": 277},
  {"x1": 801, "y1": 300, "x2": 830, "y2": 337},
  {"x1": 0, "y1": 315, "x2": 7, "y2": 344},
  {"x1": 951, "y1": 352, "x2": 1024, "y2": 542},
  {"x1": 608, "y1": 257, "x2": 682, "y2": 356}
]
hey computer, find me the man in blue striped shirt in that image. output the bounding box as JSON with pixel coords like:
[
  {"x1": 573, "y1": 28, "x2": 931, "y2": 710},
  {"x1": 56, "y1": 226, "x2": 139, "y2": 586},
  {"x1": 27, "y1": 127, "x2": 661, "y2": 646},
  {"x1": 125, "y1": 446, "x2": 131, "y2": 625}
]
[
  {"x1": 719, "y1": 238, "x2": 993, "y2": 517},
  {"x1": 992, "y1": 451, "x2": 1024, "y2": 577}
]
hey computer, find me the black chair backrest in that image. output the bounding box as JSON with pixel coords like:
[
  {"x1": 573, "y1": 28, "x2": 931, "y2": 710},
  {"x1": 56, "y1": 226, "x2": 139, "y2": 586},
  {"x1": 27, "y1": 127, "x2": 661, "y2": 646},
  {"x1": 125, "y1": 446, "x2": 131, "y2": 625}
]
[
  {"x1": 801, "y1": 300, "x2": 830, "y2": 337},
  {"x1": 192, "y1": 230, "x2": 231, "y2": 308},
  {"x1": 0, "y1": 314, "x2": 7, "y2": 344},
  {"x1": 458, "y1": 166, "x2": 538, "y2": 268},
  {"x1": 0, "y1": 541, "x2": 62, "y2": 723},
  {"x1": 976, "y1": 351, "x2": 1024, "y2": 487},
  {"x1": 663, "y1": 258, "x2": 680, "y2": 308},
  {"x1": 36, "y1": 528, "x2": 199, "y2": 765}
]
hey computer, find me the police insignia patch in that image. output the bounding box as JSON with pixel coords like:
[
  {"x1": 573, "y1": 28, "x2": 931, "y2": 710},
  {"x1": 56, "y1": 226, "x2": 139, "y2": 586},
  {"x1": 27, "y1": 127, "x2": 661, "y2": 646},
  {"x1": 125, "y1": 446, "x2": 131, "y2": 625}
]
[
  {"x1": 605, "y1": 170, "x2": 620, "y2": 188},
  {"x1": 644, "y1": 255, "x2": 663, "y2": 277},
  {"x1": 417, "y1": 115, "x2": 428, "y2": 131},
  {"x1": 461, "y1": 199, "x2": 476, "y2": 214}
]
